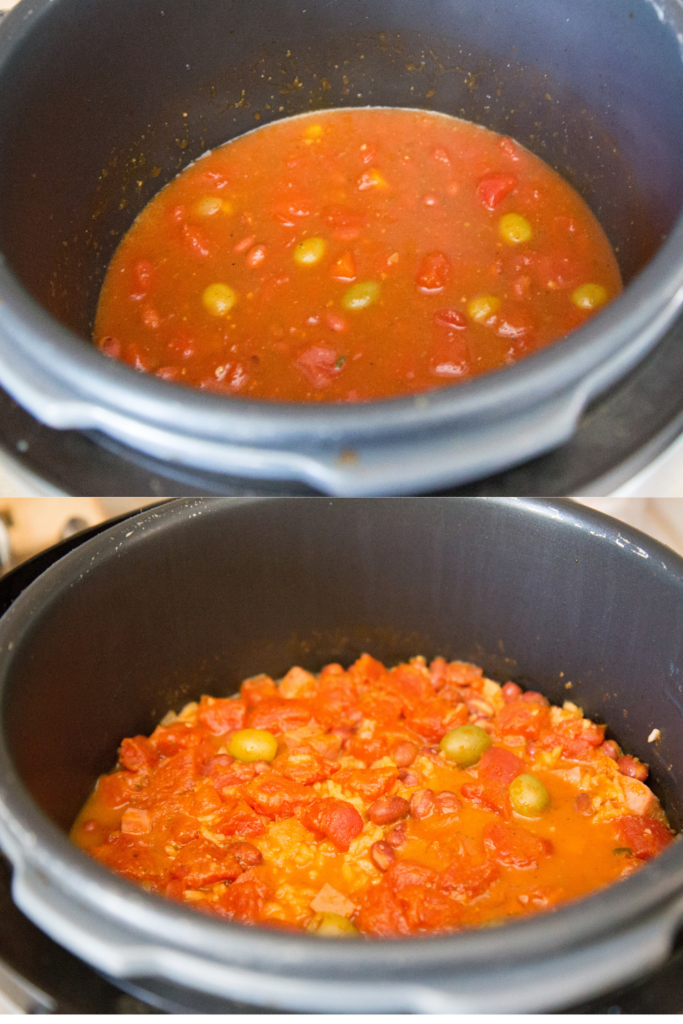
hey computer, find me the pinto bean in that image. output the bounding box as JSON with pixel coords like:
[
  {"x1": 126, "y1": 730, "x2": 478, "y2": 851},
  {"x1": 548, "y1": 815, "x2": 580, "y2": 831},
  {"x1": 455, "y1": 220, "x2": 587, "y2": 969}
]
[
  {"x1": 398, "y1": 769, "x2": 420, "y2": 786},
  {"x1": 367, "y1": 796, "x2": 410, "y2": 826},
  {"x1": 410, "y1": 788, "x2": 436, "y2": 820},
  {"x1": 369, "y1": 840, "x2": 396, "y2": 872},
  {"x1": 617, "y1": 755, "x2": 648, "y2": 782},
  {"x1": 599, "y1": 740, "x2": 620, "y2": 760},
  {"x1": 385, "y1": 822, "x2": 408, "y2": 849},
  {"x1": 228, "y1": 841, "x2": 263, "y2": 867},
  {"x1": 393, "y1": 741, "x2": 418, "y2": 767},
  {"x1": 435, "y1": 791, "x2": 462, "y2": 814},
  {"x1": 502, "y1": 681, "x2": 522, "y2": 703}
]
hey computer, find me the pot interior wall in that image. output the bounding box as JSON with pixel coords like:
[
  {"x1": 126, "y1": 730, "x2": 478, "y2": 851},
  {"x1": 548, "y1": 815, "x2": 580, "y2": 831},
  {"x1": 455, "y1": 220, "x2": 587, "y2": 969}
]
[
  {"x1": 2, "y1": 498, "x2": 683, "y2": 837},
  {"x1": 0, "y1": 0, "x2": 682, "y2": 342}
]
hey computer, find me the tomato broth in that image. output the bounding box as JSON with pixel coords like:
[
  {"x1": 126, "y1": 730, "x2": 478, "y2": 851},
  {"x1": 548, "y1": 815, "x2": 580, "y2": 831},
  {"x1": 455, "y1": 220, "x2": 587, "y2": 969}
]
[
  {"x1": 72, "y1": 656, "x2": 672, "y2": 939},
  {"x1": 94, "y1": 108, "x2": 622, "y2": 403}
]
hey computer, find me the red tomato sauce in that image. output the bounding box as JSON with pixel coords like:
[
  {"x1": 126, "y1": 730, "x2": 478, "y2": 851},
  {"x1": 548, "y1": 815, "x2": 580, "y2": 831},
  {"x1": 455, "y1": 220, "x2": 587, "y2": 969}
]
[
  {"x1": 72, "y1": 656, "x2": 672, "y2": 938},
  {"x1": 94, "y1": 108, "x2": 622, "y2": 402}
]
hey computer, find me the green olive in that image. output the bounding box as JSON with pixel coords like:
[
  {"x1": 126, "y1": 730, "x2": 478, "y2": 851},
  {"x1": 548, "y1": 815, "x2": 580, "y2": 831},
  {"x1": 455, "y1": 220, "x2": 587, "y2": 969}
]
[
  {"x1": 440, "y1": 724, "x2": 492, "y2": 767},
  {"x1": 341, "y1": 281, "x2": 380, "y2": 311},
  {"x1": 228, "y1": 728, "x2": 278, "y2": 763},
  {"x1": 293, "y1": 236, "x2": 327, "y2": 266},
  {"x1": 202, "y1": 283, "x2": 237, "y2": 316},
  {"x1": 509, "y1": 773, "x2": 550, "y2": 817},
  {"x1": 306, "y1": 912, "x2": 359, "y2": 937}
]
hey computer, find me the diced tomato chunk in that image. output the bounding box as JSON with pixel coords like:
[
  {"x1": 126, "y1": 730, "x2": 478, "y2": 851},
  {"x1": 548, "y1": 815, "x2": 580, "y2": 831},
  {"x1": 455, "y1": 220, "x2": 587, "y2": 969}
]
[
  {"x1": 477, "y1": 175, "x2": 517, "y2": 210},
  {"x1": 240, "y1": 675, "x2": 278, "y2": 707},
  {"x1": 385, "y1": 859, "x2": 439, "y2": 893},
  {"x1": 164, "y1": 878, "x2": 186, "y2": 902},
  {"x1": 497, "y1": 701, "x2": 550, "y2": 740},
  {"x1": 170, "y1": 838, "x2": 243, "y2": 888},
  {"x1": 119, "y1": 736, "x2": 158, "y2": 773},
  {"x1": 312, "y1": 678, "x2": 361, "y2": 730},
  {"x1": 439, "y1": 858, "x2": 500, "y2": 901},
  {"x1": 97, "y1": 770, "x2": 139, "y2": 809},
  {"x1": 247, "y1": 697, "x2": 312, "y2": 733},
  {"x1": 197, "y1": 696, "x2": 247, "y2": 735},
  {"x1": 334, "y1": 766, "x2": 398, "y2": 801},
  {"x1": 295, "y1": 345, "x2": 340, "y2": 389},
  {"x1": 190, "y1": 783, "x2": 223, "y2": 816},
  {"x1": 274, "y1": 749, "x2": 341, "y2": 786},
  {"x1": 150, "y1": 721, "x2": 203, "y2": 756},
  {"x1": 355, "y1": 880, "x2": 410, "y2": 937},
  {"x1": 461, "y1": 780, "x2": 511, "y2": 818},
  {"x1": 167, "y1": 813, "x2": 200, "y2": 846},
  {"x1": 90, "y1": 835, "x2": 163, "y2": 886},
  {"x1": 478, "y1": 746, "x2": 526, "y2": 784},
  {"x1": 385, "y1": 664, "x2": 433, "y2": 705},
  {"x1": 358, "y1": 689, "x2": 404, "y2": 724},
  {"x1": 301, "y1": 798, "x2": 364, "y2": 852},
  {"x1": 346, "y1": 733, "x2": 387, "y2": 765},
  {"x1": 614, "y1": 816, "x2": 673, "y2": 860},
  {"x1": 217, "y1": 866, "x2": 270, "y2": 922},
  {"x1": 347, "y1": 654, "x2": 386, "y2": 686},
  {"x1": 396, "y1": 884, "x2": 462, "y2": 931},
  {"x1": 331, "y1": 251, "x2": 357, "y2": 282},
  {"x1": 416, "y1": 251, "x2": 451, "y2": 294},
  {"x1": 141, "y1": 750, "x2": 200, "y2": 805},
  {"x1": 483, "y1": 822, "x2": 553, "y2": 869},
  {"x1": 540, "y1": 718, "x2": 605, "y2": 760},
  {"x1": 408, "y1": 699, "x2": 458, "y2": 742},
  {"x1": 244, "y1": 774, "x2": 315, "y2": 819},
  {"x1": 212, "y1": 798, "x2": 267, "y2": 837},
  {"x1": 202, "y1": 755, "x2": 256, "y2": 790}
]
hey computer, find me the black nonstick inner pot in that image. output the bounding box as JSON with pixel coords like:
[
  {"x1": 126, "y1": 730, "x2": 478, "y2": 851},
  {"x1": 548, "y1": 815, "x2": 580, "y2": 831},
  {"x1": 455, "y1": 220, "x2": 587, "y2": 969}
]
[
  {"x1": 0, "y1": 1, "x2": 683, "y2": 495},
  {"x1": 2, "y1": 498, "x2": 683, "y2": 1012}
]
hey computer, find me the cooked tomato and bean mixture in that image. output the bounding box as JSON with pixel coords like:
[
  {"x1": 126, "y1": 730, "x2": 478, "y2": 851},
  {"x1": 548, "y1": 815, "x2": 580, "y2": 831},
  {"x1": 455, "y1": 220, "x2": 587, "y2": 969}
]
[
  {"x1": 72, "y1": 656, "x2": 673, "y2": 938},
  {"x1": 95, "y1": 108, "x2": 622, "y2": 402}
]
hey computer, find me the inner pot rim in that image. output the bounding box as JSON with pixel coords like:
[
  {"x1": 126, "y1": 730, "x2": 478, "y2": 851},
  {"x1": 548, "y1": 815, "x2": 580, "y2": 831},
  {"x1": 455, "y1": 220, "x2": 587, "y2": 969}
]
[{"x1": 1, "y1": 496, "x2": 683, "y2": 977}]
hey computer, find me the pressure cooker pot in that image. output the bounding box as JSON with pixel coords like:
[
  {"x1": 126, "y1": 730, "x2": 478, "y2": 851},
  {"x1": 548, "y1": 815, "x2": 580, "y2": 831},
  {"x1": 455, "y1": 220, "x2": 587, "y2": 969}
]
[
  {"x1": 0, "y1": 1, "x2": 683, "y2": 493},
  {"x1": 1, "y1": 497, "x2": 683, "y2": 1011}
]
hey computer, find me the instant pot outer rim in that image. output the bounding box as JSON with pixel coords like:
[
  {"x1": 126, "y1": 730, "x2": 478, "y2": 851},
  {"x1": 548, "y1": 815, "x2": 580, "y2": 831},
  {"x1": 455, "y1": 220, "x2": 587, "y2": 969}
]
[
  {"x1": 0, "y1": 0, "x2": 683, "y2": 458},
  {"x1": 1, "y1": 497, "x2": 683, "y2": 990}
]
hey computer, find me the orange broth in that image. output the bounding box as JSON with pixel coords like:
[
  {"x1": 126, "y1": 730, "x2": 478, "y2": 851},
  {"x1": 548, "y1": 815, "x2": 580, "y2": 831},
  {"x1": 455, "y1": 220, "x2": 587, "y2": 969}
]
[
  {"x1": 72, "y1": 655, "x2": 673, "y2": 938},
  {"x1": 94, "y1": 108, "x2": 622, "y2": 402}
]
